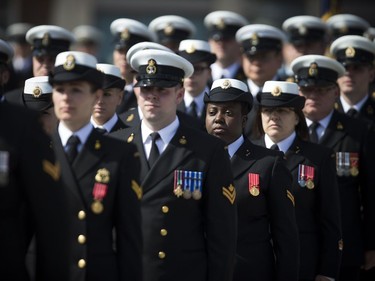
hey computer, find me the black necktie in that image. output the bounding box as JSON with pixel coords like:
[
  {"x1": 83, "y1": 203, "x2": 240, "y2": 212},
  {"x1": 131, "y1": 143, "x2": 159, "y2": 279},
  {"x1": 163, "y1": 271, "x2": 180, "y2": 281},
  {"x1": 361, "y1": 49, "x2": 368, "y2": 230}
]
[
  {"x1": 66, "y1": 135, "x2": 81, "y2": 163},
  {"x1": 347, "y1": 108, "x2": 358, "y2": 117},
  {"x1": 270, "y1": 144, "x2": 279, "y2": 151},
  {"x1": 309, "y1": 122, "x2": 320, "y2": 143},
  {"x1": 148, "y1": 132, "x2": 160, "y2": 168},
  {"x1": 95, "y1": 127, "x2": 107, "y2": 135},
  {"x1": 187, "y1": 101, "x2": 198, "y2": 118}
]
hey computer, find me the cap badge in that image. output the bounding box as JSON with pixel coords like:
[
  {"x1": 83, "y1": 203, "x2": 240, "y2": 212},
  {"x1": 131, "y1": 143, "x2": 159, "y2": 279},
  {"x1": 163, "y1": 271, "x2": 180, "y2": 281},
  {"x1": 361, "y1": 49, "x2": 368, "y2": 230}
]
[
  {"x1": 42, "y1": 33, "x2": 50, "y2": 46},
  {"x1": 164, "y1": 24, "x2": 174, "y2": 35},
  {"x1": 216, "y1": 18, "x2": 226, "y2": 30},
  {"x1": 298, "y1": 25, "x2": 307, "y2": 35},
  {"x1": 345, "y1": 46, "x2": 356, "y2": 58},
  {"x1": 221, "y1": 79, "x2": 231, "y2": 89},
  {"x1": 121, "y1": 28, "x2": 130, "y2": 40},
  {"x1": 271, "y1": 86, "x2": 282, "y2": 96},
  {"x1": 308, "y1": 62, "x2": 318, "y2": 77},
  {"x1": 31, "y1": 86, "x2": 42, "y2": 98},
  {"x1": 63, "y1": 54, "x2": 76, "y2": 71},
  {"x1": 146, "y1": 59, "x2": 157, "y2": 74},
  {"x1": 186, "y1": 43, "x2": 196, "y2": 54},
  {"x1": 251, "y1": 33, "x2": 259, "y2": 46}
]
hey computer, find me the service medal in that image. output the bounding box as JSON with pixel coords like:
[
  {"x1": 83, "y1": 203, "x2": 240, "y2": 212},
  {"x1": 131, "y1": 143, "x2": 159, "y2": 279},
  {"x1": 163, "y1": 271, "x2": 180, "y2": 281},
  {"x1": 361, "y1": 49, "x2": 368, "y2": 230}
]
[
  {"x1": 249, "y1": 186, "x2": 260, "y2": 196},
  {"x1": 305, "y1": 165, "x2": 315, "y2": 190},
  {"x1": 248, "y1": 173, "x2": 260, "y2": 197},
  {"x1": 174, "y1": 185, "x2": 183, "y2": 197},
  {"x1": 349, "y1": 153, "x2": 359, "y2": 177},
  {"x1": 91, "y1": 200, "x2": 104, "y2": 214},
  {"x1": 306, "y1": 179, "x2": 314, "y2": 189},
  {"x1": 350, "y1": 167, "x2": 359, "y2": 177},
  {"x1": 192, "y1": 189, "x2": 202, "y2": 200},
  {"x1": 183, "y1": 189, "x2": 192, "y2": 199}
]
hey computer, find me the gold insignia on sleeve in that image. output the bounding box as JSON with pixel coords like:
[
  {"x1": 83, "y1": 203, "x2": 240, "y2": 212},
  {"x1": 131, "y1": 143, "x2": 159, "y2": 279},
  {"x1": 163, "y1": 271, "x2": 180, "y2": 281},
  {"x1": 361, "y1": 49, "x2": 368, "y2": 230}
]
[
  {"x1": 222, "y1": 184, "x2": 236, "y2": 205},
  {"x1": 131, "y1": 180, "x2": 143, "y2": 200},
  {"x1": 127, "y1": 133, "x2": 134, "y2": 143},
  {"x1": 32, "y1": 86, "x2": 42, "y2": 98},
  {"x1": 286, "y1": 189, "x2": 295, "y2": 206},
  {"x1": 126, "y1": 113, "x2": 134, "y2": 122},
  {"x1": 308, "y1": 63, "x2": 318, "y2": 77},
  {"x1": 95, "y1": 140, "x2": 101, "y2": 150},
  {"x1": 345, "y1": 46, "x2": 355, "y2": 58},
  {"x1": 146, "y1": 59, "x2": 157, "y2": 74},
  {"x1": 43, "y1": 160, "x2": 60, "y2": 181},
  {"x1": 63, "y1": 54, "x2": 76, "y2": 71},
  {"x1": 95, "y1": 168, "x2": 110, "y2": 183},
  {"x1": 337, "y1": 122, "x2": 343, "y2": 130},
  {"x1": 271, "y1": 86, "x2": 282, "y2": 96},
  {"x1": 338, "y1": 239, "x2": 344, "y2": 251}
]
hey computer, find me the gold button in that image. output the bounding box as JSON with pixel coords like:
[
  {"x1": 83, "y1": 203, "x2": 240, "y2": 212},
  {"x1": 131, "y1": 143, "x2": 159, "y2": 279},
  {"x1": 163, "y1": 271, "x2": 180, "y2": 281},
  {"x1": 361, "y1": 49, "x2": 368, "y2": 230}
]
[
  {"x1": 77, "y1": 235, "x2": 86, "y2": 244},
  {"x1": 78, "y1": 259, "x2": 86, "y2": 268},
  {"x1": 158, "y1": 251, "x2": 166, "y2": 259},
  {"x1": 78, "y1": 210, "x2": 86, "y2": 220},
  {"x1": 160, "y1": 229, "x2": 168, "y2": 236},
  {"x1": 161, "y1": 206, "x2": 169, "y2": 213}
]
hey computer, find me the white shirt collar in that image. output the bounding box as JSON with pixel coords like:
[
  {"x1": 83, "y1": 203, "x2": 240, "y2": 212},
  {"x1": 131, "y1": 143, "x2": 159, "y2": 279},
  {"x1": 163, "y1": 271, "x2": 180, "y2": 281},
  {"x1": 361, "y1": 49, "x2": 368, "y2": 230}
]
[
  {"x1": 210, "y1": 62, "x2": 241, "y2": 80},
  {"x1": 184, "y1": 89, "x2": 207, "y2": 117},
  {"x1": 340, "y1": 95, "x2": 368, "y2": 113},
  {"x1": 90, "y1": 114, "x2": 118, "y2": 133},
  {"x1": 227, "y1": 135, "x2": 245, "y2": 158},
  {"x1": 264, "y1": 131, "x2": 296, "y2": 153},
  {"x1": 58, "y1": 122, "x2": 93, "y2": 152},
  {"x1": 141, "y1": 117, "x2": 180, "y2": 157},
  {"x1": 305, "y1": 110, "x2": 334, "y2": 140}
]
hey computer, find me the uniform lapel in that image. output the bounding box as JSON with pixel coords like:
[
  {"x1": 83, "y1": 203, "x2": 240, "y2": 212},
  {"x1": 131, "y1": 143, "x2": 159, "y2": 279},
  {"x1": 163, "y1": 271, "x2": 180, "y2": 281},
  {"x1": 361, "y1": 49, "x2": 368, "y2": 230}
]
[
  {"x1": 141, "y1": 125, "x2": 193, "y2": 193},
  {"x1": 319, "y1": 111, "x2": 347, "y2": 148},
  {"x1": 72, "y1": 130, "x2": 106, "y2": 181},
  {"x1": 230, "y1": 138, "x2": 257, "y2": 179},
  {"x1": 51, "y1": 132, "x2": 82, "y2": 201},
  {"x1": 284, "y1": 138, "x2": 306, "y2": 171}
]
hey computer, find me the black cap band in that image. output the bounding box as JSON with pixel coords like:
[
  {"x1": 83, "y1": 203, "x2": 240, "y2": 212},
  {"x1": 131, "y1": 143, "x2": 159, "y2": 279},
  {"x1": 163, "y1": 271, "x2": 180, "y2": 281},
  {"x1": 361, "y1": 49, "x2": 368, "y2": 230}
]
[
  {"x1": 178, "y1": 50, "x2": 216, "y2": 65},
  {"x1": 335, "y1": 48, "x2": 374, "y2": 65},
  {"x1": 114, "y1": 33, "x2": 150, "y2": 50},
  {"x1": 242, "y1": 37, "x2": 282, "y2": 55},
  {"x1": 32, "y1": 38, "x2": 71, "y2": 56},
  {"x1": 258, "y1": 92, "x2": 305, "y2": 110},
  {"x1": 209, "y1": 24, "x2": 241, "y2": 40},
  {"x1": 102, "y1": 74, "x2": 126, "y2": 90},
  {"x1": 204, "y1": 87, "x2": 253, "y2": 112},
  {"x1": 288, "y1": 28, "x2": 325, "y2": 45},
  {"x1": 295, "y1": 66, "x2": 338, "y2": 87}
]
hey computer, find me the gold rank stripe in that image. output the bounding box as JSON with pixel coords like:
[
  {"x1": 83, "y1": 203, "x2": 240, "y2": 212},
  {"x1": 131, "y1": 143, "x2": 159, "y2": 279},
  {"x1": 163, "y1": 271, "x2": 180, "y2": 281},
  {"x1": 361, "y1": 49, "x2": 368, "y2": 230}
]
[
  {"x1": 286, "y1": 189, "x2": 295, "y2": 206},
  {"x1": 43, "y1": 160, "x2": 60, "y2": 181},
  {"x1": 222, "y1": 184, "x2": 236, "y2": 205},
  {"x1": 131, "y1": 180, "x2": 143, "y2": 200}
]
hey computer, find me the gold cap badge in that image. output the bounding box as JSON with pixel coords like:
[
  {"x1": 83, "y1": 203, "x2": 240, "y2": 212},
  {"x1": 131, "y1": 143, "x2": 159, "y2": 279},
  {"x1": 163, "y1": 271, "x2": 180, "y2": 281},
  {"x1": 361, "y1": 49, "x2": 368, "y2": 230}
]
[
  {"x1": 345, "y1": 46, "x2": 355, "y2": 58},
  {"x1": 121, "y1": 28, "x2": 130, "y2": 40},
  {"x1": 216, "y1": 18, "x2": 226, "y2": 30},
  {"x1": 221, "y1": 79, "x2": 231, "y2": 89},
  {"x1": 179, "y1": 136, "x2": 187, "y2": 145},
  {"x1": 32, "y1": 86, "x2": 42, "y2": 98},
  {"x1": 298, "y1": 25, "x2": 307, "y2": 35},
  {"x1": 42, "y1": 32, "x2": 50, "y2": 46},
  {"x1": 271, "y1": 86, "x2": 282, "y2": 96},
  {"x1": 308, "y1": 62, "x2": 318, "y2": 77},
  {"x1": 146, "y1": 59, "x2": 157, "y2": 74},
  {"x1": 164, "y1": 24, "x2": 174, "y2": 35},
  {"x1": 251, "y1": 33, "x2": 259, "y2": 46},
  {"x1": 186, "y1": 43, "x2": 196, "y2": 54},
  {"x1": 63, "y1": 54, "x2": 76, "y2": 71}
]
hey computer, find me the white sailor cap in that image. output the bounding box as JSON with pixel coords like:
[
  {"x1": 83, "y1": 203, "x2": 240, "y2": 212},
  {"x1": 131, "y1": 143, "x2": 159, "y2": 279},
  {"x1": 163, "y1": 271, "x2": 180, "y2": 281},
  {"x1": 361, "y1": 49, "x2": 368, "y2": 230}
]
[
  {"x1": 282, "y1": 15, "x2": 328, "y2": 44},
  {"x1": 26, "y1": 25, "x2": 75, "y2": 57},
  {"x1": 126, "y1": 41, "x2": 173, "y2": 64},
  {"x1": 204, "y1": 10, "x2": 248, "y2": 40},
  {"x1": 148, "y1": 15, "x2": 196, "y2": 43},
  {"x1": 23, "y1": 76, "x2": 53, "y2": 111},
  {"x1": 0, "y1": 39, "x2": 14, "y2": 63},
  {"x1": 236, "y1": 24, "x2": 287, "y2": 55},
  {"x1": 49, "y1": 51, "x2": 103, "y2": 88},
  {"x1": 259, "y1": 81, "x2": 305, "y2": 110},
  {"x1": 365, "y1": 27, "x2": 375, "y2": 42},
  {"x1": 96, "y1": 63, "x2": 125, "y2": 89},
  {"x1": 72, "y1": 25, "x2": 103, "y2": 45},
  {"x1": 330, "y1": 35, "x2": 375, "y2": 65},
  {"x1": 326, "y1": 14, "x2": 370, "y2": 39},
  {"x1": 291, "y1": 54, "x2": 345, "y2": 87},
  {"x1": 110, "y1": 18, "x2": 156, "y2": 50},
  {"x1": 177, "y1": 39, "x2": 216, "y2": 64},
  {"x1": 130, "y1": 49, "x2": 194, "y2": 87},
  {"x1": 204, "y1": 78, "x2": 253, "y2": 112},
  {"x1": 6, "y1": 23, "x2": 33, "y2": 44}
]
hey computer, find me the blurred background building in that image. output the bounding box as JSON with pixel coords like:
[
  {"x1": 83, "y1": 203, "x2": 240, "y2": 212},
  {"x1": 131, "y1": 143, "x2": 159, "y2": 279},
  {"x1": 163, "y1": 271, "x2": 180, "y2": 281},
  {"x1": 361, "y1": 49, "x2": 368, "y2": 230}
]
[{"x1": 1, "y1": 0, "x2": 374, "y2": 62}]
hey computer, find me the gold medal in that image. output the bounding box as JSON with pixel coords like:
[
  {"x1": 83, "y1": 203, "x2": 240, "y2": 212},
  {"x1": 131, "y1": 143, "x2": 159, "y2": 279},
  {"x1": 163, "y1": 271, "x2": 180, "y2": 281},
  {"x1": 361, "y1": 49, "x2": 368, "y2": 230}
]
[
  {"x1": 306, "y1": 179, "x2": 314, "y2": 189},
  {"x1": 174, "y1": 185, "x2": 183, "y2": 197},
  {"x1": 91, "y1": 200, "x2": 104, "y2": 214},
  {"x1": 350, "y1": 167, "x2": 359, "y2": 177},
  {"x1": 249, "y1": 186, "x2": 259, "y2": 197},
  {"x1": 192, "y1": 189, "x2": 202, "y2": 200},
  {"x1": 183, "y1": 190, "x2": 192, "y2": 199}
]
